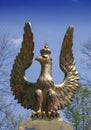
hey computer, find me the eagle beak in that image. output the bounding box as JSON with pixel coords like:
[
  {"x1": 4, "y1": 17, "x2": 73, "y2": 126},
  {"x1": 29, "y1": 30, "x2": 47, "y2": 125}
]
[{"x1": 35, "y1": 56, "x2": 42, "y2": 62}]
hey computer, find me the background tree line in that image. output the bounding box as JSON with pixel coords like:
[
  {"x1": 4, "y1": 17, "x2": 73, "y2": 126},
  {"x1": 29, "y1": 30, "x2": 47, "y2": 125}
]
[
  {"x1": 63, "y1": 85, "x2": 91, "y2": 130},
  {"x1": 0, "y1": 36, "x2": 29, "y2": 130},
  {"x1": 0, "y1": 35, "x2": 91, "y2": 130},
  {"x1": 63, "y1": 41, "x2": 91, "y2": 130}
]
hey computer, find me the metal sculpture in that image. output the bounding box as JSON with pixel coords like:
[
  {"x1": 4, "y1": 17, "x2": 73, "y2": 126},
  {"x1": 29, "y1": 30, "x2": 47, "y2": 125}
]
[{"x1": 10, "y1": 22, "x2": 79, "y2": 118}]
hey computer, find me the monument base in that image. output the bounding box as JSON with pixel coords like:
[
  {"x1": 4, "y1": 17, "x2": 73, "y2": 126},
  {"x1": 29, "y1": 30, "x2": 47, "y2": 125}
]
[{"x1": 18, "y1": 117, "x2": 73, "y2": 130}]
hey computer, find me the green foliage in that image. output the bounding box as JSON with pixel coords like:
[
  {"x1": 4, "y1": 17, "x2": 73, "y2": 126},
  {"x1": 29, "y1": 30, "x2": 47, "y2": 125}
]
[{"x1": 63, "y1": 84, "x2": 91, "y2": 130}]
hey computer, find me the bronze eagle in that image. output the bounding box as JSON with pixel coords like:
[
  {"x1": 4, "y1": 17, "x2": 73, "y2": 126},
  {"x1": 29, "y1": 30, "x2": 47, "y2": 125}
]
[{"x1": 10, "y1": 22, "x2": 79, "y2": 118}]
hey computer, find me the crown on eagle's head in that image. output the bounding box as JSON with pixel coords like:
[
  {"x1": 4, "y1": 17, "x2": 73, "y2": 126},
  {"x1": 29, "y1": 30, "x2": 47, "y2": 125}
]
[{"x1": 40, "y1": 43, "x2": 51, "y2": 56}]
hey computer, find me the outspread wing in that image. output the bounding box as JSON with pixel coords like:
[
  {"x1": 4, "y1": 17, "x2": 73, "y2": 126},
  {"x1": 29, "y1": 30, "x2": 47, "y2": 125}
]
[
  {"x1": 10, "y1": 22, "x2": 36, "y2": 110},
  {"x1": 55, "y1": 26, "x2": 79, "y2": 109}
]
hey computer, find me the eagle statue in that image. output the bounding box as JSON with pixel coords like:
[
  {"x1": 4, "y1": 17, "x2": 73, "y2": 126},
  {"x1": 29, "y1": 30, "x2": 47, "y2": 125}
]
[{"x1": 10, "y1": 22, "x2": 79, "y2": 118}]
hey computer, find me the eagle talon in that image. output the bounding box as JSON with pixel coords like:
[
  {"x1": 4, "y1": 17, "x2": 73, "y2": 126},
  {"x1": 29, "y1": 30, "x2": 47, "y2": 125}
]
[
  {"x1": 31, "y1": 112, "x2": 36, "y2": 118},
  {"x1": 32, "y1": 111, "x2": 46, "y2": 118},
  {"x1": 47, "y1": 111, "x2": 59, "y2": 119},
  {"x1": 51, "y1": 111, "x2": 56, "y2": 118},
  {"x1": 54, "y1": 111, "x2": 60, "y2": 118},
  {"x1": 37, "y1": 111, "x2": 41, "y2": 117},
  {"x1": 47, "y1": 112, "x2": 51, "y2": 118},
  {"x1": 42, "y1": 111, "x2": 46, "y2": 118}
]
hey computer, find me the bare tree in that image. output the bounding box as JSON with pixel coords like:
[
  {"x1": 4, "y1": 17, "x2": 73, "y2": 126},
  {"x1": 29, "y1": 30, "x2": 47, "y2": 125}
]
[
  {"x1": 0, "y1": 35, "x2": 30, "y2": 130},
  {"x1": 81, "y1": 41, "x2": 91, "y2": 87},
  {"x1": 0, "y1": 36, "x2": 21, "y2": 130},
  {"x1": 0, "y1": 36, "x2": 14, "y2": 129}
]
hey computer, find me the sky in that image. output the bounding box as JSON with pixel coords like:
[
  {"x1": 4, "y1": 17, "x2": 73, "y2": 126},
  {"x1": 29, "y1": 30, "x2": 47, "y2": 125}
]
[{"x1": 0, "y1": 0, "x2": 91, "y2": 119}]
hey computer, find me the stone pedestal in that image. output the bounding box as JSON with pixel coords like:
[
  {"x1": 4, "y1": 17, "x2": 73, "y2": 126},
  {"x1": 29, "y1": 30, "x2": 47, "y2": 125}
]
[{"x1": 18, "y1": 117, "x2": 73, "y2": 130}]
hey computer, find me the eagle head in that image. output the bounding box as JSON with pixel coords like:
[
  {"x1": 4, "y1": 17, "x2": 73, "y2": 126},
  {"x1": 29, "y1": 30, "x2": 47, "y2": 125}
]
[{"x1": 35, "y1": 43, "x2": 52, "y2": 64}]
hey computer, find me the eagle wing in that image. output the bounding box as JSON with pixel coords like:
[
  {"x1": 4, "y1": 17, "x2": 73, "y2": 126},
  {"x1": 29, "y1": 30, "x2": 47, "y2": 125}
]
[
  {"x1": 55, "y1": 26, "x2": 79, "y2": 109},
  {"x1": 10, "y1": 22, "x2": 36, "y2": 110}
]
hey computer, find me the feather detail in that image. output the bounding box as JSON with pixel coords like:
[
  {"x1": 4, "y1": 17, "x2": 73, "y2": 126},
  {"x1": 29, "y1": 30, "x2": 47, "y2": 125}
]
[
  {"x1": 55, "y1": 25, "x2": 79, "y2": 109},
  {"x1": 10, "y1": 22, "x2": 36, "y2": 110}
]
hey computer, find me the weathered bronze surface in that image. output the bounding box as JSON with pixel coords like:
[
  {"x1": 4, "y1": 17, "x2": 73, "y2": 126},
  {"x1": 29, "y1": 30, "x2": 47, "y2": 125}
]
[{"x1": 10, "y1": 22, "x2": 79, "y2": 118}]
